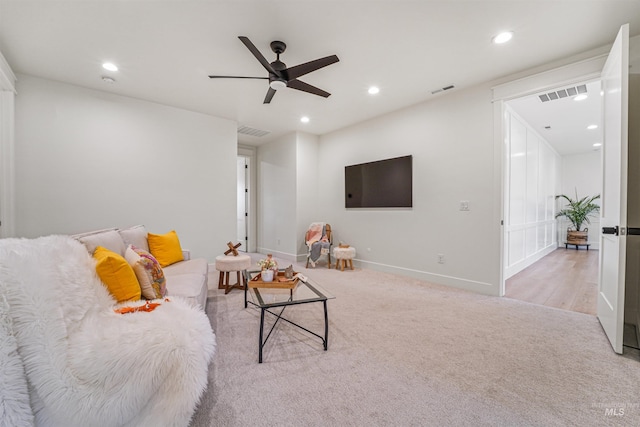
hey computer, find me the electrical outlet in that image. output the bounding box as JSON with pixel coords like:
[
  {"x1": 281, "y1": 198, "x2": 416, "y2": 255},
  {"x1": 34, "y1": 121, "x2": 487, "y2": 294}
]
[{"x1": 437, "y1": 254, "x2": 445, "y2": 264}]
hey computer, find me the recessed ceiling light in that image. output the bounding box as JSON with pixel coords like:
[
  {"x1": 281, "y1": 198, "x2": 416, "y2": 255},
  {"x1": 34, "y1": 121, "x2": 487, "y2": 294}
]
[
  {"x1": 102, "y1": 62, "x2": 118, "y2": 72},
  {"x1": 587, "y1": 124, "x2": 598, "y2": 130},
  {"x1": 368, "y1": 86, "x2": 380, "y2": 95},
  {"x1": 492, "y1": 31, "x2": 513, "y2": 44},
  {"x1": 593, "y1": 143, "x2": 602, "y2": 147},
  {"x1": 574, "y1": 94, "x2": 588, "y2": 101},
  {"x1": 300, "y1": 116, "x2": 310, "y2": 123}
]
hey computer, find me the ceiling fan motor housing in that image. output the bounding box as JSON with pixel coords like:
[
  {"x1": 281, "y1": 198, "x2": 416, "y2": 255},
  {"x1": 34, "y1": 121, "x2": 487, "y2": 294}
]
[{"x1": 270, "y1": 40, "x2": 286, "y2": 54}]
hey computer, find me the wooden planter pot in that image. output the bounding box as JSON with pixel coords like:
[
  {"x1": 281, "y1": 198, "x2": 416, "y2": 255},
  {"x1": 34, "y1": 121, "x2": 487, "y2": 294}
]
[{"x1": 567, "y1": 229, "x2": 588, "y2": 244}]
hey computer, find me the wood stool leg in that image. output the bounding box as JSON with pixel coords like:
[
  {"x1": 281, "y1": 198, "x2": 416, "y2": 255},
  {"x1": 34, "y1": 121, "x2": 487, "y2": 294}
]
[
  {"x1": 349, "y1": 259, "x2": 354, "y2": 270},
  {"x1": 224, "y1": 272, "x2": 231, "y2": 294},
  {"x1": 218, "y1": 271, "x2": 225, "y2": 289},
  {"x1": 327, "y1": 253, "x2": 331, "y2": 269}
]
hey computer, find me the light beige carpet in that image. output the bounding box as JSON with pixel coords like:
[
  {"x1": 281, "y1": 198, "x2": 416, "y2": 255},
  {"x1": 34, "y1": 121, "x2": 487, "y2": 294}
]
[{"x1": 190, "y1": 259, "x2": 640, "y2": 427}]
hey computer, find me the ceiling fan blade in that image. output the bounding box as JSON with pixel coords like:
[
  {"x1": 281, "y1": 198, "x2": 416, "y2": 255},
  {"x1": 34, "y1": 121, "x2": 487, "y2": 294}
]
[
  {"x1": 238, "y1": 36, "x2": 279, "y2": 76},
  {"x1": 263, "y1": 87, "x2": 277, "y2": 104},
  {"x1": 285, "y1": 55, "x2": 339, "y2": 80},
  {"x1": 208, "y1": 75, "x2": 268, "y2": 79},
  {"x1": 287, "y1": 79, "x2": 331, "y2": 98}
]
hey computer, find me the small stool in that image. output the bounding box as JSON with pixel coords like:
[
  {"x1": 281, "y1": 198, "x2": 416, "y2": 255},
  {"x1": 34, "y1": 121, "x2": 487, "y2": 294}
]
[
  {"x1": 333, "y1": 246, "x2": 356, "y2": 271},
  {"x1": 215, "y1": 254, "x2": 251, "y2": 294}
]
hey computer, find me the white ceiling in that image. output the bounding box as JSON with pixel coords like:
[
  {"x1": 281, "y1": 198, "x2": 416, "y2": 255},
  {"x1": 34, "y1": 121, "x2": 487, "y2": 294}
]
[
  {"x1": 1, "y1": 1, "x2": 639, "y2": 147},
  {"x1": 508, "y1": 80, "x2": 603, "y2": 156}
]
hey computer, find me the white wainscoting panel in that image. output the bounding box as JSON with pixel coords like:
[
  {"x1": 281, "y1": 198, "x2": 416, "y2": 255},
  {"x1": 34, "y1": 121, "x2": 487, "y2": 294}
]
[{"x1": 505, "y1": 107, "x2": 561, "y2": 279}]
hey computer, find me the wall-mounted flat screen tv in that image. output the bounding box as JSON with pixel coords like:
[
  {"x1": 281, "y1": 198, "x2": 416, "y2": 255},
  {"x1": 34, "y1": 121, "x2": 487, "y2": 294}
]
[{"x1": 345, "y1": 155, "x2": 413, "y2": 208}]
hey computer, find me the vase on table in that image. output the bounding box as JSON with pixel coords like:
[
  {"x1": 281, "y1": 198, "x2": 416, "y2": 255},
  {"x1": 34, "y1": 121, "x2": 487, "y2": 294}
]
[{"x1": 261, "y1": 269, "x2": 274, "y2": 282}]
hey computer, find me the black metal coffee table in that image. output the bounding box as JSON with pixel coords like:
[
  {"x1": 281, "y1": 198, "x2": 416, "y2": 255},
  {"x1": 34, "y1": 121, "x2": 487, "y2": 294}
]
[{"x1": 243, "y1": 269, "x2": 334, "y2": 363}]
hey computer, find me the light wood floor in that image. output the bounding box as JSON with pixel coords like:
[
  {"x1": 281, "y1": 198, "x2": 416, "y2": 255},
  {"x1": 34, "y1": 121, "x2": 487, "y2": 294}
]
[{"x1": 505, "y1": 248, "x2": 598, "y2": 316}]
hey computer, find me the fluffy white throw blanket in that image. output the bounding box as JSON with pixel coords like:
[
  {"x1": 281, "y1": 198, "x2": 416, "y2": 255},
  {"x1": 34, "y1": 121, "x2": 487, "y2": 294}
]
[{"x1": 0, "y1": 235, "x2": 216, "y2": 427}]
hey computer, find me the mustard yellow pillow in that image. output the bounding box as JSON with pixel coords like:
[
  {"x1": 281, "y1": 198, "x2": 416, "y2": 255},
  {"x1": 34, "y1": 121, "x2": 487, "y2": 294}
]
[
  {"x1": 93, "y1": 246, "x2": 141, "y2": 303},
  {"x1": 147, "y1": 230, "x2": 184, "y2": 267}
]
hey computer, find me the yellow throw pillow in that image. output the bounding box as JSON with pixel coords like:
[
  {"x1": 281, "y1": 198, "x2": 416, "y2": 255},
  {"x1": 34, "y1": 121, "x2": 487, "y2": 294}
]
[
  {"x1": 93, "y1": 246, "x2": 141, "y2": 303},
  {"x1": 147, "y1": 230, "x2": 184, "y2": 267}
]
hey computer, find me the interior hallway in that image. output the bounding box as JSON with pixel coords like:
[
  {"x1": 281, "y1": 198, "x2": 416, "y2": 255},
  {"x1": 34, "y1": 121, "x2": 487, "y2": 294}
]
[{"x1": 505, "y1": 248, "x2": 598, "y2": 316}]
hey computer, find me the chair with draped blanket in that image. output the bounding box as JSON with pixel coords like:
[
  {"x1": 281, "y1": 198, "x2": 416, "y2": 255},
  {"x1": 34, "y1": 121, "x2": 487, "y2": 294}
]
[{"x1": 305, "y1": 222, "x2": 332, "y2": 268}]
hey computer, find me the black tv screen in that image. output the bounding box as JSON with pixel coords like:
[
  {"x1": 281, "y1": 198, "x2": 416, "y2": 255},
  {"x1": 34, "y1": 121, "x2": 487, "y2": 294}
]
[{"x1": 345, "y1": 155, "x2": 413, "y2": 208}]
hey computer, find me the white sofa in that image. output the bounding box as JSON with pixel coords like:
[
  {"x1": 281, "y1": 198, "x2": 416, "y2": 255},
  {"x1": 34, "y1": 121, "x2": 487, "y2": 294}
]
[
  {"x1": 0, "y1": 231, "x2": 216, "y2": 426},
  {"x1": 73, "y1": 225, "x2": 209, "y2": 312}
]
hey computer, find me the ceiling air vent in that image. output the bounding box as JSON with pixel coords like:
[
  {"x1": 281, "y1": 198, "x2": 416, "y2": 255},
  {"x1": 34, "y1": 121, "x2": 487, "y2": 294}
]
[
  {"x1": 538, "y1": 84, "x2": 587, "y2": 102},
  {"x1": 431, "y1": 84, "x2": 455, "y2": 95},
  {"x1": 237, "y1": 125, "x2": 270, "y2": 138}
]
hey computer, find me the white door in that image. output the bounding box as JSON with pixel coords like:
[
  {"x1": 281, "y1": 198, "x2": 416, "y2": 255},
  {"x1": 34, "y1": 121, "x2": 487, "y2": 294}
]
[
  {"x1": 237, "y1": 157, "x2": 248, "y2": 250},
  {"x1": 597, "y1": 24, "x2": 629, "y2": 354}
]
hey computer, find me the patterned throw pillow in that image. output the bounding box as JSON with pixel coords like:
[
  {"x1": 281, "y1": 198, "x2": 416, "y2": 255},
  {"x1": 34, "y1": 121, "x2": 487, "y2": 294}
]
[{"x1": 124, "y1": 244, "x2": 167, "y2": 300}]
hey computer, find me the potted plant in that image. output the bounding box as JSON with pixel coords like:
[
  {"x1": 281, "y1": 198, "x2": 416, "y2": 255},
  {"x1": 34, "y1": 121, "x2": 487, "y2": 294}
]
[
  {"x1": 555, "y1": 191, "x2": 600, "y2": 245},
  {"x1": 257, "y1": 254, "x2": 278, "y2": 282}
]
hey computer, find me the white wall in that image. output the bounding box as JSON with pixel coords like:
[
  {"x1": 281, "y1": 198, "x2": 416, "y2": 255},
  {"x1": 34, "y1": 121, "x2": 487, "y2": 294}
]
[
  {"x1": 316, "y1": 83, "x2": 500, "y2": 295},
  {"x1": 257, "y1": 131, "x2": 320, "y2": 261},
  {"x1": 295, "y1": 132, "x2": 319, "y2": 257},
  {"x1": 14, "y1": 74, "x2": 237, "y2": 261},
  {"x1": 504, "y1": 108, "x2": 561, "y2": 278},
  {"x1": 0, "y1": 50, "x2": 16, "y2": 238},
  {"x1": 559, "y1": 150, "x2": 602, "y2": 248},
  {"x1": 257, "y1": 132, "x2": 297, "y2": 258}
]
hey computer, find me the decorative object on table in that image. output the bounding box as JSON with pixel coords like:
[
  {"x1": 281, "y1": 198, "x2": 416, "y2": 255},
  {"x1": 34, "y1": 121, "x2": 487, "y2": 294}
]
[
  {"x1": 284, "y1": 264, "x2": 294, "y2": 279},
  {"x1": 249, "y1": 270, "x2": 300, "y2": 289},
  {"x1": 305, "y1": 222, "x2": 332, "y2": 268},
  {"x1": 333, "y1": 245, "x2": 356, "y2": 271},
  {"x1": 224, "y1": 241, "x2": 242, "y2": 256},
  {"x1": 257, "y1": 254, "x2": 278, "y2": 282},
  {"x1": 555, "y1": 191, "x2": 600, "y2": 246},
  {"x1": 216, "y1": 244, "x2": 252, "y2": 294}
]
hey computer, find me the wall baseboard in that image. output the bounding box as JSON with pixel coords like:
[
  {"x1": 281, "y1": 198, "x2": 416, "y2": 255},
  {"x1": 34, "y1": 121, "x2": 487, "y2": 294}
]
[
  {"x1": 256, "y1": 247, "x2": 298, "y2": 263},
  {"x1": 354, "y1": 259, "x2": 497, "y2": 296},
  {"x1": 505, "y1": 245, "x2": 556, "y2": 279}
]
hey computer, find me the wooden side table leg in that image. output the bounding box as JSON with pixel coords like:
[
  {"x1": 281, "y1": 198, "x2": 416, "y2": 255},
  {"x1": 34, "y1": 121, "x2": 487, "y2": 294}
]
[
  {"x1": 224, "y1": 272, "x2": 231, "y2": 294},
  {"x1": 218, "y1": 271, "x2": 224, "y2": 289}
]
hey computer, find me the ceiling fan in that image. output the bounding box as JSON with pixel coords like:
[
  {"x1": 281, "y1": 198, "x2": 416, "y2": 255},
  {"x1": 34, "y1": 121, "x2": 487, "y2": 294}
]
[{"x1": 209, "y1": 36, "x2": 339, "y2": 104}]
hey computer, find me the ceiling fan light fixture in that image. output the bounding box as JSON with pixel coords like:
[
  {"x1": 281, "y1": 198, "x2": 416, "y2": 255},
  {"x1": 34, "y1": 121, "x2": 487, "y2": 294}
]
[{"x1": 269, "y1": 80, "x2": 287, "y2": 90}]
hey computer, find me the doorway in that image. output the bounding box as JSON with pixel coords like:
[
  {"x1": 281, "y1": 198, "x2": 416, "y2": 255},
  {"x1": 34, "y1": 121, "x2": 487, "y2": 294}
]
[
  {"x1": 502, "y1": 79, "x2": 603, "y2": 317},
  {"x1": 237, "y1": 156, "x2": 249, "y2": 251}
]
